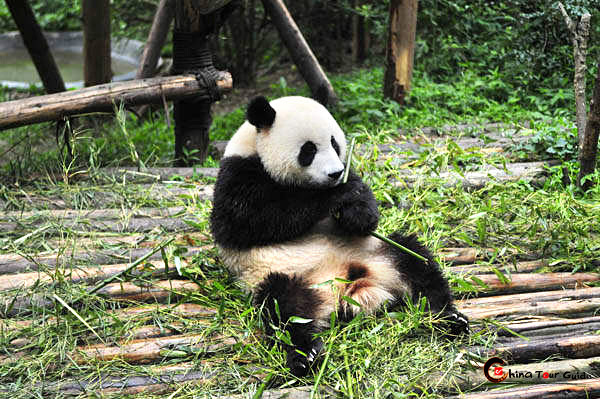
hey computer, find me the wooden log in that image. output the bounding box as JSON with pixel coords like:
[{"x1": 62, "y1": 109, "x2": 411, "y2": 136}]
[
  {"x1": 260, "y1": 0, "x2": 337, "y2": 106},
  {"x1": 457, "y1": 287, "x2": 600, "y2": 319},
  {"x1": 4, "y1": 0, "x2": 66, "y2": 93},
  {"x1": 74, "y1": 333, "x2": 237, "y2": 364},
  {"x1": 438, "y1": 247, "x2": 478, "y2": 265},
  {"x1": 1, "y1": 279, "x2": 202, "y2": 316},
  {"x1": 0, "y1": 206, "x2": 187, "y2": 222},
  {"x1": 137, "y1": 0, "x2": 176, "y2": 79},
  {"x1": 486, "y1": 335, "x2": 600, "y2": 363},
  {"x1": 383, "y1": 0, "x2": 418, "y2": 104},
  {"x1": 1, "y1": 303, "x2": 216, "y2": 333},
  {"x1": 0, "y1": 258, "x2": 191, "y2": 291},
  {"x1": 82, "y1": 0, "x2": 112, "y2": 86},
  {"x1": 0, "y1": 183, "x2": 215, "y2": 211},
  {"x1": 99, "y1": 167, "x2": 218, "y2": 182},
  {"x1": 1, "y1": 217, "x2": 192, "y2": 236},
  {"x1": 394, "y1": 161, "x2": 551, "y2": 190},
  {"x1": 0, "y1": 74, "x2": 232, "y2": 131},
  {"x1": 446, "y1": 357, "x2": 600, "y2": 391},
  {"x1": 47, "y1": 370, "x2": 212, "y2": 396},
  {"x1": 466, "y1": 272, "x2": 600, "y2": 295},
  {"x1": 450, "y1": 260, "x2": 546, "y2": 275},
  {"x1": 461, "y1": 297, "x2": 600, "y2": 320},
  {"x1": 578, "y1": 60, "x2": 600, "y2": 190},
  {"x1": 499, "y1": 315, "x2": 600, "y2": 336}
]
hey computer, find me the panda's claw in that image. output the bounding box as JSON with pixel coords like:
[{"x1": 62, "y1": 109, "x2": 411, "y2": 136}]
[
  {"x1": 286, "y1": 339, "x2": 324, "y2": 377},
  {"x1": 440, "y1": 310, "x2": 470, "y2": 338}
]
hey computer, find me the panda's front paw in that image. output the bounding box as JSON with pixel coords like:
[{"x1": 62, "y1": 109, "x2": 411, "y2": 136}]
[
  {"x1": 439, "y1": 310, "x2": 469, "y2": 338},
  {"x1": 286, "y1": 339, "x2": 323, "y2": 377},
  {"x1": 335, "y1": 200, "x2": 379, "y2": 235}
]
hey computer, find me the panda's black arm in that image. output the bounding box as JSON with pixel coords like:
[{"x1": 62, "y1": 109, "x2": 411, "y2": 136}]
[{"x1": 210, "y1": 156, "x2": 333, "y2": 249}]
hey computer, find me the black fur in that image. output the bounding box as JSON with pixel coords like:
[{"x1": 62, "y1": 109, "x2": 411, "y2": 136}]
[
  {"x1": 331, "y1": 136, "x2": 340, "y2": 155},
  {"x1": 298, "y1": 141, "x2": 317, "y2": 166},
  {"x1": 385, "y1": 232, "x2": 469, "y2": 336},
  {"x1": 210, "y1": 156, "x2": 379, "y2": 250},
  {"x1": 247, "y1": 96, "x2": 276, "y2": 129},
  {"x1": 254, "y1": 272, "x2": 324, "y2": 377}
]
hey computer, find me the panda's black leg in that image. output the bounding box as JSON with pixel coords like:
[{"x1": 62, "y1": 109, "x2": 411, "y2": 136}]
[
  {"x1": 387, "y1": 232, "x2": 469, "y2": 337},
  {"x1": 254, "y1": 272, "x2": 325, "y2": 377}
]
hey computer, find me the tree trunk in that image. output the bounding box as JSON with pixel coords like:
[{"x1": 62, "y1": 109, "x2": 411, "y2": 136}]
[
  {"x1": 383, "y1": 0, "x2": 418, "y2": 104},
  {"x1": 137, "y1": 0, "x2": 176, "y2": 79},
  {"x1": 0, "y1": 74, "x2": 232, "y2": 130},
  {"x1": 82, "y1": 0, "x2": 112, "y2": 87},
  {"x1": 578, "y1": 61, "x2": 600, "y2": 190},
  {"x1": 261, "y1": 0, "x2": 337, "y2": 106},
  {"x1": 5, "y1": 0, "x2": 66, "y2": 94},
  {"x1": 172, "y1": 0, "x2": 234, "y2": 166}
]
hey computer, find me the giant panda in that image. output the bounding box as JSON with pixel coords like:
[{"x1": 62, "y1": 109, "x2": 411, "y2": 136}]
[{"x1": 210, "y1": 96, "x2": 468, "y2": 376}]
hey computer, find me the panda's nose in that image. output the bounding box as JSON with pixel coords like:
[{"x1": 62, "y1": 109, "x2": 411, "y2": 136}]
[{"x1": 328, "y1": 170, "x2": 343, "y2": 180}]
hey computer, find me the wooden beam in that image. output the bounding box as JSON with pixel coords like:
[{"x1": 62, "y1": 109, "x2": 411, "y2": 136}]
[
  {"x1": 383, "y1": 0, "x2": 418, "y2": 104},
  {"x1": 0, "y1": 73, "x2": 232, "y2": 131},
  {"x1": 4, "y1": 0, "x2": 66, "y2": 93},
  {"x1": 82, "y1": 0, "x2": 112, "y2": 86},
  {"x1": 578, "y1": 60, "x2": 600, "y2": 190},
  {"x1": 261, "y1": 0, "x2": 337, "y2": 106},
  {"x1": 137, "y1": 0, "x2": 176, "y2": 79}
]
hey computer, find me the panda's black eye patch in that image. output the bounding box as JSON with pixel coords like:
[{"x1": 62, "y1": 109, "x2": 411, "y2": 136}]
[
  {"x1": 331, "y1": 136, "x2": 340, "y2": 156},
  {"x1": 298, "y1": 141, "x2": 317, "y2": 167}
]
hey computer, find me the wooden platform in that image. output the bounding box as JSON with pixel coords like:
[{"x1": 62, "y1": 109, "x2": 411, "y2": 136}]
[{"x1": 0, "y1": 129, "x2": 598, "y2": 398}]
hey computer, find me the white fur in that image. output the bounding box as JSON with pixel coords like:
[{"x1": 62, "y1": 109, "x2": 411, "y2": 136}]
[
  {"x1": 224, "y1": 96, "x2": 347, "y2": 186},
  {"x1": 220, "y1": 96, "x2": 404, "y2": 322}
]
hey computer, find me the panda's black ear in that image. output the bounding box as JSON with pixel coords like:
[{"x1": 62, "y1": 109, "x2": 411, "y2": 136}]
[{"x1": 247, "y1": 96, "x2": 276, "y2": 129}]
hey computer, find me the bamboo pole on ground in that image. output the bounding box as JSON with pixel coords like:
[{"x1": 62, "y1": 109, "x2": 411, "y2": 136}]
[
  {"x1": 4, "y1": 0, "x2": 66, "y2": 93},
  {"x1": 467, "y1": 272, "x2": 600, "y2": 295}
]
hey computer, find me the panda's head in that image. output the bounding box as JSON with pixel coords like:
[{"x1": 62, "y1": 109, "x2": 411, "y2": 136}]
[{"x1": 245, "y1": 96, "x2": 347, "y2": 187}]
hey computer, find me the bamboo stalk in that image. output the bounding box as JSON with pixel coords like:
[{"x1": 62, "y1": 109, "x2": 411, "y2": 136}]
[
  {"x1": 457, "y1": 286, "x2": 600, "y2": 308},
  {"x1": 460, "y1": 297, "x2": 600, "y2": 320},
  {"x1": 486, "y1": 335, "x2": 600, "y2": 362},
  {"x1": 439, "y1": 247, "x2": 479, "y2": 265},
  {"x1": 1, "y1": 303, "x2": 216, "y2": 333},
  {"x1": 74, "y1": 333, "x2": 237, "y2": 364},
  {"x1": 450, "y1": 260, "x2": 546, "y2": 275},
  {"x1": 499, "y1": 316, "x2": 600, "y2": 335},
  {"x1": 444, "y1": 357, "x2": 600, "y2": 391},
  {"x1": 468, "y1": 272, "x2": 600, "y2": 295}
]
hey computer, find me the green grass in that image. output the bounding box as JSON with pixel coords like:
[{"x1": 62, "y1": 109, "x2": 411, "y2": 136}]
[{"x1": 1, "y1": 63, "x2": 600, "y2": 397}]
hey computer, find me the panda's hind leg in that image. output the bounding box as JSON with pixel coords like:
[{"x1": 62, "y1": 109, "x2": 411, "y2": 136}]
[
  {"x1": 254, "y1": 272, "x2": 325, "y2": 377},
  {"x1": 386, "y1": 232, "x2": 469, "y2": 336}
]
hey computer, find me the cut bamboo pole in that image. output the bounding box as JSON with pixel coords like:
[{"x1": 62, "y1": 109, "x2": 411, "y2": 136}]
[
  {"x1": 1, "y1": 303, "x2": 216, "y2": 332},
  {"x1": 445, "y1": 357, "x2": 600, "y2": 391},
  {"x1": 1, "y1": 279, "x2": 202, "y2": 316},
  {"x1": 468, "y1": 272, "x2": 600, "y2": 295},
  {"x1": 0, "y1": 74, "x2": 232, "y2": 130},
  {"x1": 0, "y1": 243, "x2": 210, "y2": 275},
  {"x1": 438, "y1": 247, "x2": 479, "y2": 264},
  {"x1": 450, "y1": 260, "x2": 546, "y2": 275},
  {"x1": 498, "y1": 315, "x2": 600, "y2": 335},
  {"x1": 485, "y1": 335, "x2": 600, "y2": 362},
  {"x1": 458, "y1": 286, "x2": 600, "y2": 308},
  {"x1": 461, "y1": 297, "x2": 600, "y2": 320},
  {"x1": 448, "y1": 377, "x2": 600, "y2": 398},
  {"x1": 74, "y1": 333, "x2": 237, "y2": 364}
]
